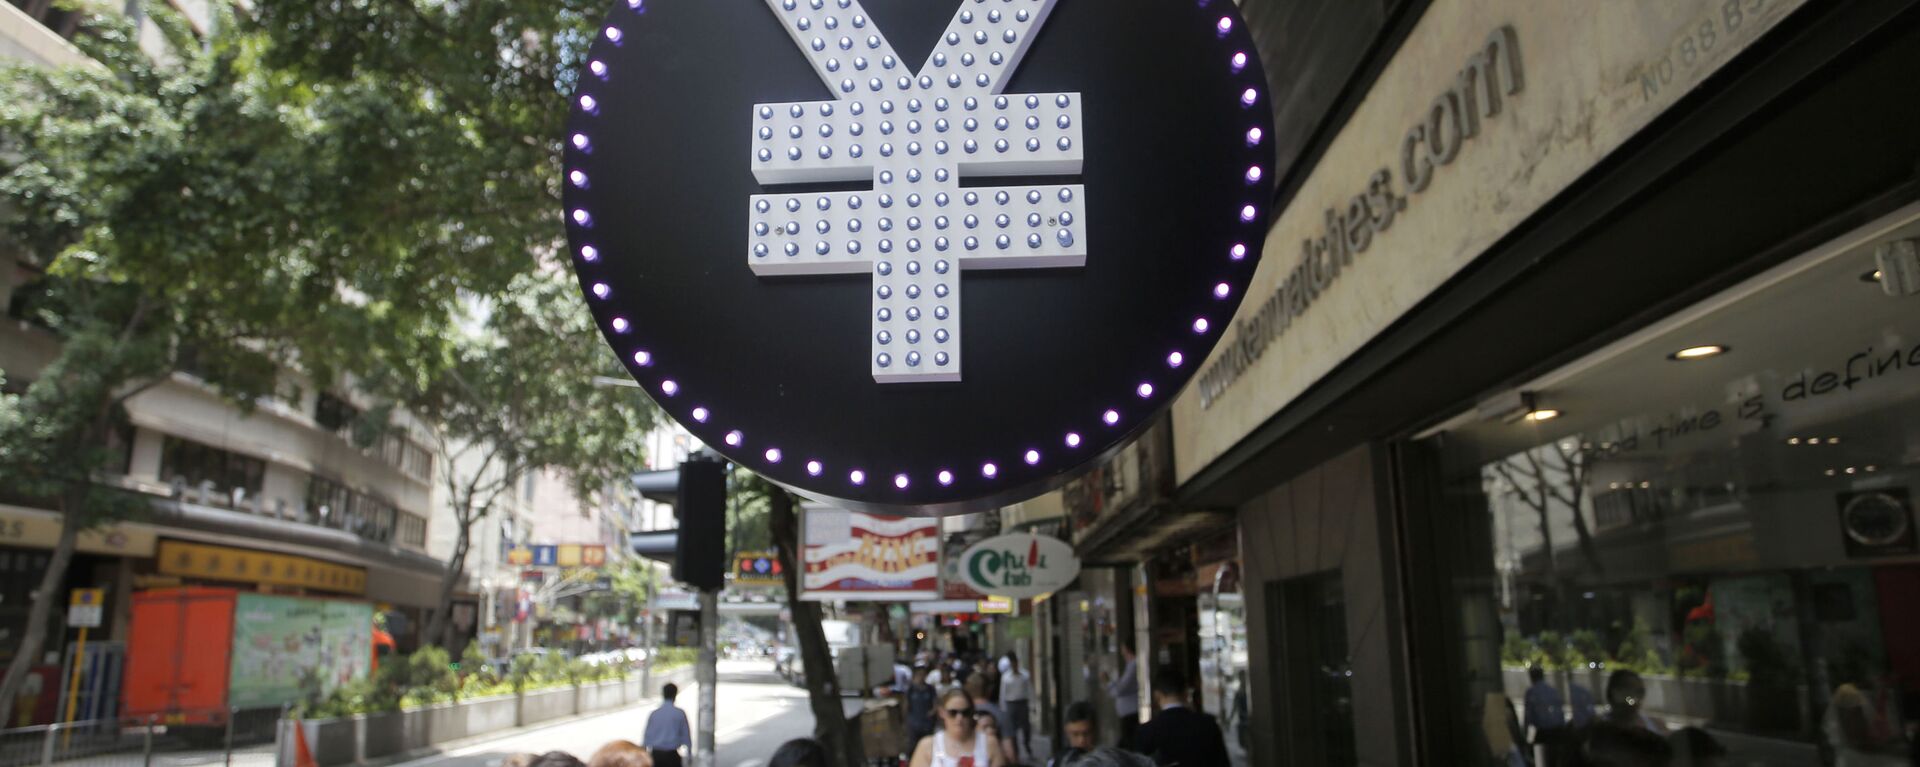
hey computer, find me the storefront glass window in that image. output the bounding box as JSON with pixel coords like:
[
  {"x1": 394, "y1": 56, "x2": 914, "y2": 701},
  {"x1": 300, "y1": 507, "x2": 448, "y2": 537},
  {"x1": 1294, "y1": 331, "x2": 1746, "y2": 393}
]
[{"x1": 1420, "y1": 226, "x2": 1920, "y2": 766}]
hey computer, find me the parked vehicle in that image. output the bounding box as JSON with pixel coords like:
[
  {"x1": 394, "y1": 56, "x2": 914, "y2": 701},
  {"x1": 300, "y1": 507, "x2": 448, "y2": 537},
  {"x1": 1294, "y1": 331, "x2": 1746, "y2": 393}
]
[{"x1": 122, "y1": 587, "x2": 376, "y2": 728}]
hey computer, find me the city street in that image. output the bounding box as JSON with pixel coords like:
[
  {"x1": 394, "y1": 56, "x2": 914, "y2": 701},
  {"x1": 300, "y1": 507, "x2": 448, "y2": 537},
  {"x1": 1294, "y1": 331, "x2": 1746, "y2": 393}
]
[{"x1": 393, "y1": 661, "x2": 854, "y2": 767}]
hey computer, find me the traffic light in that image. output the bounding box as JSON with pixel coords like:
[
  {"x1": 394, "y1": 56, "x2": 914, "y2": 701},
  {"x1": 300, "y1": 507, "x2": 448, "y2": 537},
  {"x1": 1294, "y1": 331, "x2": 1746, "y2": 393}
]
[{"x1": 672, "y1": 454, "x2": 727, "y2": 590}]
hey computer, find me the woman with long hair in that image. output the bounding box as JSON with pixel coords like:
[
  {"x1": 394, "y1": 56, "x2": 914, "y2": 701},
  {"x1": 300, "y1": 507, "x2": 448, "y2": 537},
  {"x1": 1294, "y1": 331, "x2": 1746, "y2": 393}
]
[{"x1": 909, "y1": 688, "x2": 1009, "y2": 767}]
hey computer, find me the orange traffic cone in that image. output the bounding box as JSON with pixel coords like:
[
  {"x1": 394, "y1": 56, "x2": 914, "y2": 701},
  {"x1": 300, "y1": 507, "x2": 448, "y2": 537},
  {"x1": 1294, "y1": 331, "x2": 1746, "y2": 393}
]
[{"x1": 293, "y1": 721, "x2": 319, "y2": 767}]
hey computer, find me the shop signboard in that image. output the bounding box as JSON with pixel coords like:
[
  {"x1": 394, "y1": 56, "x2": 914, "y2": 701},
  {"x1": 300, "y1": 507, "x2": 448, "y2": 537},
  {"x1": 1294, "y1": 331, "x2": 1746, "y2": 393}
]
[
  {"x1": 67, "y1": 588, "x2": 103, "y2": 628},
  {"x1": 564, "y1": 0, "x2": 1278, "y2": 514},
  {"x1": 734, "y1": 550, "x2": 785, "y2": 587},
  {"x1": 228, "y1": 594, "x2": 372, "y2": 710},
  {"x1": 799, "y1": 507, "x2": 940, "y2": 601},
  {"x1": 156, "y1": 540, "x2": 367, "y2": 595},
  {"x1": 956, "y1": 533, "x2": 1080, "y2": 599},
  {"x1": 0, "y1": 506, "x2": 156, "y2": 557},
  {"x1": 1173, "y1": 0, "x2": 1808, "y2": 481}
]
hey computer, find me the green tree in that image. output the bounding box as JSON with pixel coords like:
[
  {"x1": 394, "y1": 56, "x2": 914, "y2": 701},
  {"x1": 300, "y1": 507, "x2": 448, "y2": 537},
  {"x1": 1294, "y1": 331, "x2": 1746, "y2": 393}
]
[
  {"x1": 375, "y1": 272, "x2": 655, "y2": 648},
  {"x1": 0, "y1": 3, "x2": 522, "y2": 723}
]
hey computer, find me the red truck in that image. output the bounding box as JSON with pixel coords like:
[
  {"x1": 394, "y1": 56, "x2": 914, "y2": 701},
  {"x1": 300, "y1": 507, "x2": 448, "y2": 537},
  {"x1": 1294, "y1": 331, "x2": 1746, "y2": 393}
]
[{"x1": 123, "y1": 588, "x2": 381, "y2": 726}]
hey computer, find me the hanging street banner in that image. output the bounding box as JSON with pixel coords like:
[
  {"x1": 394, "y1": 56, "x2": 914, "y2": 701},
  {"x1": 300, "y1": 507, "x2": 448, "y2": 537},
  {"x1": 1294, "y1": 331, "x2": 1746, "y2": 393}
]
[
  {"x1": 799, "y1": 507, "x2": 941, "y2": 601},
  {"x1": 563, "y1": 0, "x2": 1277, "y2": 515},
  {"x1": 956, "y1": 533, "x2": 1080, "y2": 599}
]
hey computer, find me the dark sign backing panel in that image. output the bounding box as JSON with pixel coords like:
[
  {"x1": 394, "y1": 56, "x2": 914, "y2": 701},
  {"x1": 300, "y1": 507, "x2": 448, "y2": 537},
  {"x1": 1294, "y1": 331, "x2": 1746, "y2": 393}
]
[{"x1": 566, "y1": 0, "x2": 1275, "y2": 513}]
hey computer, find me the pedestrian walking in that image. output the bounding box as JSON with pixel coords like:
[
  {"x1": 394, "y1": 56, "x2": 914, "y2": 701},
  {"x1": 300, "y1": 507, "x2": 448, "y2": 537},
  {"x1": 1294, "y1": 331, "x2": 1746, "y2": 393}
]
[
  {"x1": 909, "y1": 688, "x2": 1009, "y2": 767},
  {"x1": 1101, "y1": 641, "x2": 1140, "y2": 748},
  {"x1": 1131, "y1": 666, "x2": 1229, "y2": 767},
  {"x1": 1048, "y1": 702, "x2": 1098, "y2": 767},
  {"x1": 908, "y1": 664, "x2": 941, "y2": 745},
  {"x1": 999, "y1": 652, "x2": 1034, "y2": 762},
  {"x1": 641, "y1": 683, "x2": 692, "y2": 767}
]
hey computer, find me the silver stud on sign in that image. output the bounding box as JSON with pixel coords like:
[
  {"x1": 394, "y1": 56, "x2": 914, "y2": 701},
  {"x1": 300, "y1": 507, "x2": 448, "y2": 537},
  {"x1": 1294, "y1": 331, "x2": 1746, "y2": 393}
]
[{"x1": 748, "y1": 0, "x2": 1087, "y2": 383}]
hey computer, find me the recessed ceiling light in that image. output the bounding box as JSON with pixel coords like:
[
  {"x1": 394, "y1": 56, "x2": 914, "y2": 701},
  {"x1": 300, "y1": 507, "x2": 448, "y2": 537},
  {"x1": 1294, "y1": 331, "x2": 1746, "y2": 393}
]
[
  {"x1": 1861, "y1": 269, "x2": 1884, "y2": 283},
  {"x1": 1807, "y1": 438, "x2": 1822, "y2": 445},
  {"x1": 1828, "y1": 437, "x2": 1840, "y2": 444},
  {"x1": 1825, "y1": 469, "x2": 1837, "y2": 476},
  {"x1": 1669, "y1": 345, "x2": 1728, "y2": 360},
  {"x1": 1524, "y1": 409, "x2": 1561, "y2": 422},
  {"x1": 1787, "y1": 437, "x2": 1801, "y2": 445}
]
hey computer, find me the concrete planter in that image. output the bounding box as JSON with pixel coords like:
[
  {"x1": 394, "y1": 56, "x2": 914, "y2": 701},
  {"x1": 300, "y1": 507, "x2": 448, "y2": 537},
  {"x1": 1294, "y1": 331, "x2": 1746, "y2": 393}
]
[{"x1": 276, "y1": 667, "x2": 695, "y2": 767}]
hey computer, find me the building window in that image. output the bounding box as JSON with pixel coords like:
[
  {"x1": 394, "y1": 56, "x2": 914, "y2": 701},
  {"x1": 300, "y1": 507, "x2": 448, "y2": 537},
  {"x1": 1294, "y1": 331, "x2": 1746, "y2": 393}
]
[
  {"x1": 305, "y1": 475, "x2": 423, "y2": 547},
  {"x1": 160, "y1": 436, "x2": 266, "y2": 501},
  {"x1": 1414, "y1": 233, "x2": 1917, "y2": 765},
  {"x1": 314, "y1": 392, "x2": 361, "y2": 436}
]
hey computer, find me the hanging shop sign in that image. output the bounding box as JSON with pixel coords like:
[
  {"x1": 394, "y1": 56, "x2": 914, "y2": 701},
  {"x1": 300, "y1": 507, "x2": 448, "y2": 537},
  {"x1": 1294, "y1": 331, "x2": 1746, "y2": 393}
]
[
  {"x1": 1172, "y1": 0, "x2": 1807, "y2": 482},
  {"x1": 957, "y1": 532, "x2": 1079, "y2": 599},
  {"x1": 565, "y1": 0, "x2": 1277, "y2": 514},
  {"x1": 799, "y1": 507, "x2": 941, "y2": 601},
  {"x1": 734, "y1": 549, "x2": 786, "y2": 587}
]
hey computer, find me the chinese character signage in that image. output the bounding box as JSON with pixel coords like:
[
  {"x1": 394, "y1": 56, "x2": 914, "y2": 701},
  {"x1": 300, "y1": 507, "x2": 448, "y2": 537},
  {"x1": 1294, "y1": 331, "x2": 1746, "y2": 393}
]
[{"x1": 156, "y1": 540, "x2": 367, "y2": 595}]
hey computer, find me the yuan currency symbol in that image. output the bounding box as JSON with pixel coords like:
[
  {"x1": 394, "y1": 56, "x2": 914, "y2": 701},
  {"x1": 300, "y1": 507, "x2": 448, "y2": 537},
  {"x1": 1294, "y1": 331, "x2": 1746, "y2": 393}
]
[{"x1": 747, "y1": 0, "x2": 1087, "y2": 383}]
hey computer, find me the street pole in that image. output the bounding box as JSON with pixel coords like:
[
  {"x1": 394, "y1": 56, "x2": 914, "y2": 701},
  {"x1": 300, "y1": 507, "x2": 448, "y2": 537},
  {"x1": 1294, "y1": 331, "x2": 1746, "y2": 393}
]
[{"x1": 695, "y1": 588, "x2": 718, "y2": 767}]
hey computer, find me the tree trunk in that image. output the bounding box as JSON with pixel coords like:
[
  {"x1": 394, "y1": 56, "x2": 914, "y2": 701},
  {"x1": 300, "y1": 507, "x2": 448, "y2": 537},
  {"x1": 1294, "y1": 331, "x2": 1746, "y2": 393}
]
[
  {"x1": 0, "y1": 490, "x2": 84, "y2": 728},
  {"x1": 770, "y1": 490, "x2": 863, "y2": 767},
  {"x1": 425, "y1": 516, "x2": 473, "y2": 650}
]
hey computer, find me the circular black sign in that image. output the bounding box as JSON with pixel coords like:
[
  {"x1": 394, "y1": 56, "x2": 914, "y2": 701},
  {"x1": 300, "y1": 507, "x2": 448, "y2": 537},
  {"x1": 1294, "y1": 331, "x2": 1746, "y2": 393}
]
[{"x1": 565, "y1": 0, "x2": 1274, "y2": 514}]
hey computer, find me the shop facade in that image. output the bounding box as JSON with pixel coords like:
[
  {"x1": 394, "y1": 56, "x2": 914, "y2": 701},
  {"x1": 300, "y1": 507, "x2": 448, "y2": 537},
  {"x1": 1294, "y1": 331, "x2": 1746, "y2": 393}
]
[{"x1": 1171, "y1": 0, "x2": 1920, "y2": 765}]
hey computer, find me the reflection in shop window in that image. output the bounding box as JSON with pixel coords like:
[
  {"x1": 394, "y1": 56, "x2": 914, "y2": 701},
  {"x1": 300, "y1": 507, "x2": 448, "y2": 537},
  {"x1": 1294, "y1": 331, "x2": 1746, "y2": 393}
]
[{"x1": 1423, "y1": 234, "x2": 1918, "y2": 766}]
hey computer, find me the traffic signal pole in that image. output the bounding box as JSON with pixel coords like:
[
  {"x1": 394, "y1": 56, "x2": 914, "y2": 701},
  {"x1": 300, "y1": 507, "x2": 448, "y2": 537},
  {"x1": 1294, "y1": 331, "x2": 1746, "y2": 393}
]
[{"x1": 695, "y1": 589, "x2": 718, "y2": 767}]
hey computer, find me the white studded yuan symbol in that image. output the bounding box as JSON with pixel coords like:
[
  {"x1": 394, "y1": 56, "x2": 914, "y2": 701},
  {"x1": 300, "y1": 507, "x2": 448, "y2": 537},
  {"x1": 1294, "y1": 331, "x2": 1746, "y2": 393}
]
[{"x1": 749, "y1": 0, "x2": 1087, "y2": 383}]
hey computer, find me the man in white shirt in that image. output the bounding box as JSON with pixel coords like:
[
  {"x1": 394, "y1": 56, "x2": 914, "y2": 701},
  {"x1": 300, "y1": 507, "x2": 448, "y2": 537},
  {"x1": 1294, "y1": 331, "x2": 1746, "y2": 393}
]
[
  {"x1": 999, "y1": 652, "x2": 1034, "y2": 761},
  {"x1": 642, "y1": 683, "x2": 692, "y2": 767},
  {"x1": 1102, "y1": 640, "x2": 1140, "y2": 747}
]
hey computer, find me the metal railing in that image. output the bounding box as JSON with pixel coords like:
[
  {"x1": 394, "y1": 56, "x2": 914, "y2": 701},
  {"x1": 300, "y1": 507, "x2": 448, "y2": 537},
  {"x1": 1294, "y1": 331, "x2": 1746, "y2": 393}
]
[{"x1": 0, "y1": 710, "x2": 274, "y2": 767}]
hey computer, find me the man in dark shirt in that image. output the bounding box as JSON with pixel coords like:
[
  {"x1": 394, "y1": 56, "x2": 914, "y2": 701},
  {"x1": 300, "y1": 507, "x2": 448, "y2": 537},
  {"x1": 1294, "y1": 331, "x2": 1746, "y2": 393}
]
[
  {"x1": 1049, "y1": 701, "x2": 1098, "y2": 767},
  {"x1": 1131, "y1": 666, "x2": 1229, "y2": 767}
]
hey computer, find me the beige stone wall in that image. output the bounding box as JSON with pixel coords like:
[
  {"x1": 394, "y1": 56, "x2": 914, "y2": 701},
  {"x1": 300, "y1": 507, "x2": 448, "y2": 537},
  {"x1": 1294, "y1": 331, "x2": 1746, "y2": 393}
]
[{"x1": 1173, "y1": 0, "x2": 1807, "y2": 483}]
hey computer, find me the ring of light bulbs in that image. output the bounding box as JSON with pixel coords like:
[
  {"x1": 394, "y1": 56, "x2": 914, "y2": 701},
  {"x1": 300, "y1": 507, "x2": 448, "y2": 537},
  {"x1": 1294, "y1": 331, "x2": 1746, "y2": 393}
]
[{"x1": 566, "y1": 0, "x2": 1274, "y2": 508}]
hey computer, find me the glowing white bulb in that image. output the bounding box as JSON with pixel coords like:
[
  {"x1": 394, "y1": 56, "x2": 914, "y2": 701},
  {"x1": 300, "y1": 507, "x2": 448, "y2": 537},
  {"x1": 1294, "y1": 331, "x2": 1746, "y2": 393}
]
[
  {"x1": 579, "y1": 94, "x2": 597, "y2": 111},
  {"x1": 982, "y1": 463, "x2": 998, "y2": 478},
  {"x1": 806, "y1": 461, "x2": 823, "y2": 477},
  {"x1": 659, "y1": 380, "x2": 678, "y2": 396},
  {"x1": 572, "y1": 133, "x2": 590, "y2": 150},
  {"x1": 724, "y1": 430, "x2": 743, "y2": 447},
  {"x1": 1241, "y1": 205, "x2": 1258, "y2": 222},
  {"x1": 1246, "y1": 166, "x2": 1263, "y2": 183},
  {"x1": 632, "y1": 350, "x2": 652, "y2": 366},
  {"x1": 1216, "y1": 17, "x2": 1232, "y2": 34},
  {"x1": 1193, "y1": 318, "x2": 1211, "y2": 333},
  {"x1": 591, "y1": 283, "x2": 610, "y2": 299},
  {"x1": 1065, "y1": 433, "x2": 1082, "y2": 448},
  {"x1": 1246, "y1": 127, "x2": 1263, "y2": 146},
  {"x1": 850, "y1": 470, "x2": 867, "y2": 485},
  {"x1": 611, "y1": 317, "x2": 629, "y2": 333},
  {"x1": 764, "y1": 448, "x2": 782, "y2": 463},
  {"x1": 1137, "y1": 383, "x2": 1154, "y2": 398},
  {"x1": 1103, "y1": 409, "x2": 1120, "y2": 426},
  {"x1": 937, "y1": 470, "x2": 954, "y2": 486},
  {"x1": 894, "y1": 474, "x2": 909, "y2": 489},
  {"x1": 1168, "y1": 351, "x2": 1184, "y2": 368},
  {"x1": 1232, "y1": 52, "x2": 1248, "y2": 72},
  {"x1": 1023, "y1": 449, "x2": 1041, "y2": 465},
  {"x1": 691, "y1": 407, "x2": 709, "y2": 423},
  {"x1": 1230, "y1": 244, "x2": 1247, "y2": 261},
  {"x1": 604, "y1": 27, "x2": 623, "y2": 43},
  {"x1": 569, "y1": 170, "x2": 589, "y2": 188},
  {"x1": 572, "y1": 209, "x2": 592, "y2": 225},
  {"x1": 1214, "y1": 283, "x2": 1231, "y2": 299},
  {"x1": 1241, "y1": 88, "x2": 1258, "y2": 107}
]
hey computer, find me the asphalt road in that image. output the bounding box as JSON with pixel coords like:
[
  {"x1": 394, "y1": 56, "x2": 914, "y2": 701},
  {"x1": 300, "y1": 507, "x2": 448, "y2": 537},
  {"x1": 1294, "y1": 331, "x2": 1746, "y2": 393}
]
[{"x1": 389, "y1": 660, "x2": 854, "y2": 767}]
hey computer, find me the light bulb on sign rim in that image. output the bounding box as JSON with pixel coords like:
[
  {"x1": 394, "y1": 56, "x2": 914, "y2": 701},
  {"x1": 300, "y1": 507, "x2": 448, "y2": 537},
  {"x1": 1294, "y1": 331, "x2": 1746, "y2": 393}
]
[
  {"x1": 579, "y1": 245, "x2": 599, "y2": 262},
  {"x1": 1245, "y1": 166, "x2": 1262, "y2": 184},
  {"x1": 1215, "y1": 17, "x2": 1232, "y2": 35},
  {"x1": 1240, "y1": 205, "x2": 1257, "y2": 223},
  {"x1": 1065, "y1": 432, "x2": 1082, "y2": 448},
  {"x1": 604, "y1": 26, "x2": 623, "y2": 43},
  {"x1": 1230, "y1": 243, "x2": 1247, "y2": 261},
  {"x1": 806, "y1": 460, "x2": 823, "y2": 477},
  {"x1": 1231, "y1": 52, "x2": 1248, "y2": 72},
  {"x1": 570, "y1": 170, "x2": 590, "y2": 188},
  {"x1": 764, "y1": 447, "x2": 782, "y2": 463},
  {"x1": 579, "y1": 94, "x2": 598, "y2": 112},
  {"x1": 724, "y1": 430, "x2": 743, "y2": 447},
  {"x1": 1213, "y1": 283, "x2": 1231, "y2": 299},
  {"x1": 691, "y1": 407, "x2": 709, "y2": 423},
  {"x1": 591, "y1": 283, "x2": 610, "y2": 299},
  {"x1": 1240, "y1": 88, "x2": 1258, "y2": 107},
  {"x1": 894, "y1": 473, "x2": 910, "y2": 490},
  {"x1": 1668, "y1": 345, "x2": 1728, "y2": 361},
  {"x1": 1167, "y1": 351, "x2": 1184, "y2": 368},
  {"x1": 982, "y1": 462, "x2": 998, "y2": 478},
  {"x1": 659, "y1": 380, "x2": 678, "y2": 396},
  {"x1": 937, "y1": 470, "x2": 954, "y2": 486},
  {"x1": 1524, "y1": 409, "x2": 1560, "y2": 422},
  {"x1": 610, "y1": 317, "x2": 629, "y2": 333},
  {"x1": 572, "y1": 133, "x2": 591, "y2": 150},
  {"x1": 1103, "y1": 409, "x2": 1120, "y2": 426},
  {"x1": 1192, "y1": 318, "x2": 1211, "y2": 334},
  {"x1": 1246, "y1": 127, "x2": 1263, "y2": 146},
  {"x1": 631, "y1": 350, "x2": 652, "y2": 367},
  {"x1": 1023, "y1": 449, "x2": 1041, "y2": 465},
  {"x1": 1136, "y1": 382, "x2": 1154, "y2": 399},
  {"x1": 849, "y1": 469, "x2": 867, "y2": 486}
]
